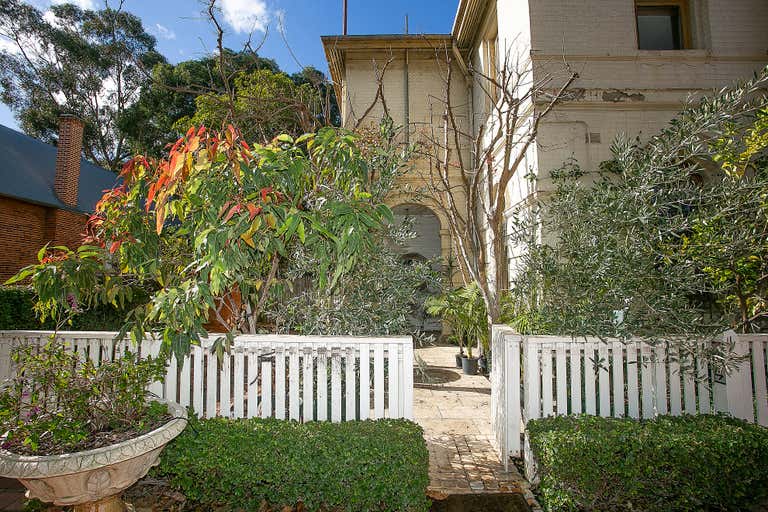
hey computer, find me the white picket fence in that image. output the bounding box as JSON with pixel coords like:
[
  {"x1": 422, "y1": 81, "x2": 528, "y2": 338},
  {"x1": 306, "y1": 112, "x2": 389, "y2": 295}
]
[
  {"x1": 491, "y1": 325, "x2": 768, "y2": 468},
  {"x1": 0, "y1": 331, "x2": 414, "y2": 422}
]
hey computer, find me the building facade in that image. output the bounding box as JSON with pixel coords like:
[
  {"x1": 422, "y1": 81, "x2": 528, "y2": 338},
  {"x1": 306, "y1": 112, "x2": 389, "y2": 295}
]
[
  {"x1": 0, "y1": 116, "x2": 117, "y2": 281},
  {"x1": 324, "y1": 0, "x2": 768, "y2": 287}
]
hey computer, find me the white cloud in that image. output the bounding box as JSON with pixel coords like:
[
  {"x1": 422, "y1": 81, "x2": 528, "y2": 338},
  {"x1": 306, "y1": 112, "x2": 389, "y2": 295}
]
[
  {"x1": 0, "y1": 37, "x2": 20, "y2": 55},
  {"x1": 50, "y1": 0, "x2": 97, "y2": 10},
  {"x1": 153, "y1": 23, "x2": 176, "y2": 40},
  {"x1": 220, "y1": 0, "x2": 270, "y2": 34}
]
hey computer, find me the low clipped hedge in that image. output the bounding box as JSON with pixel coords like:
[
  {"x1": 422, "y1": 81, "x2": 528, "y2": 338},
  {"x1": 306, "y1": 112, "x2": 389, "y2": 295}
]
[
  {"x1": 527, "y1": 414, "x2": 768, "y2": 512},
  {"x1": 0, "y1": 286, "x2": 146, "y2": 331},
  {"x1": 154, "y1": 416, "x2": 431, "y2": 512}
]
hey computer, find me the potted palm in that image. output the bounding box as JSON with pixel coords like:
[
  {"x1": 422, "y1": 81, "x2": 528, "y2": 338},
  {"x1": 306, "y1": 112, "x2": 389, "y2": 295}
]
[
  {"x1": 456, "y1": 283, "x2": 488, "y2": 376},
  {"x1": 425, "y1": 289, "x2": 466, "y2": 368},
  {"x1": 426, "y1": 283, "x2": 489, "y2": 375}
]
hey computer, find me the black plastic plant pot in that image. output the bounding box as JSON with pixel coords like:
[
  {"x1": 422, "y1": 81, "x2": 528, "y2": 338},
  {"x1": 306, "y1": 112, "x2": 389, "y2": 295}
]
[
  {"x1": 478, "y1": 354, "x2": 488, "y2": 374},
  {"x1": 461, "y1": 356, "x2": 479, "y2": 375},
  {"x1": 455, "y1": 352, "x2": 463, "y2": 368}
]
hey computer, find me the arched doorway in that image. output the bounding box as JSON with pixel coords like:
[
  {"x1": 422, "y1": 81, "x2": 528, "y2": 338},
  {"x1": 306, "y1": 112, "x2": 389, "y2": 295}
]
[
  {"x1": 392, "y1": 204, "x2": 444, "y2": 333},
  {"x1": 392, "y1": 204, "x2": 442, "y2": 262}
]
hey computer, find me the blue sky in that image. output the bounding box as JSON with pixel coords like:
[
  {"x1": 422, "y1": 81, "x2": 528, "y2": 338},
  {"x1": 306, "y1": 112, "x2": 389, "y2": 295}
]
[{"x1": 0, "y1": 0, "x2": 457, "y2": 129}]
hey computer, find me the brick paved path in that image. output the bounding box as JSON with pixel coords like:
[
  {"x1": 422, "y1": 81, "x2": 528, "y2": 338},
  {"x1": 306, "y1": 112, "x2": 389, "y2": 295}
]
[{"x1": 414, "y1": 345, "x2": 540, "y2": 510}]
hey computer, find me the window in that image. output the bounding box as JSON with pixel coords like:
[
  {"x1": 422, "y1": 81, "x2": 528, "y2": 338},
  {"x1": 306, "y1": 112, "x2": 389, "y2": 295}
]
[{"x1": 636, "y1": 1, "x2": 690, "y2": 50}]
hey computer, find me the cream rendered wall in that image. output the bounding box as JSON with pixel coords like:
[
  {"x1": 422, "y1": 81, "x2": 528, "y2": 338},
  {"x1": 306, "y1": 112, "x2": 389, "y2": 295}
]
[
  {"x1": 340, "y1": 47, "x2": 471, "y2": 284},
  {"x1": 479, "y1": 0, "x2": 768, "y2": 281},
  {"x1": 525, "y1": 0, "x2": 768, "y2": 195}
]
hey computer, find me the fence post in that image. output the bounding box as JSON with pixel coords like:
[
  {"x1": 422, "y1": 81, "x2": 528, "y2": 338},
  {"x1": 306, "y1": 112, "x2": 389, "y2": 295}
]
[
  {"x1": 491, "y1": 326, "x2": 522, "y2": 468},
  {"x1": 403, "y1": 338, "x2": 414, "y2": 420}
]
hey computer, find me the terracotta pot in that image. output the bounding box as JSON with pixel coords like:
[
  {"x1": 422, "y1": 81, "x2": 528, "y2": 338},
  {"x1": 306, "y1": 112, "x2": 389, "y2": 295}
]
[{"x1": 0, "y1": 400, "x2": 187, "y2": 512}]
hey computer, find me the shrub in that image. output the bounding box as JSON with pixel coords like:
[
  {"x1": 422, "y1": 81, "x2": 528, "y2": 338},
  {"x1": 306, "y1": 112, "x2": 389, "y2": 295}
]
[
  {"x1": 154, "y1": 416, "x2": 431, "y2": 512},
  {"x1": 0, "y1": 286, "x2": 148, "y2": 331},
  {"x1": 527, "y1": 414, "x2": 768, "y2": 512}
]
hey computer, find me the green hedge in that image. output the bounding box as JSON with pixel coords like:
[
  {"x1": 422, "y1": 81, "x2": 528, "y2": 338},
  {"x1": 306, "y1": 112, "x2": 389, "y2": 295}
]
[
  {"x1": 154, "y1": 416, "x2": 431, "y2": 512},
  {"x1": 0, "y1": 286, "x2": 145, "y2": 331},
  {"x1": 527, "y1": 414, "x2": 768, "y2": 512}
]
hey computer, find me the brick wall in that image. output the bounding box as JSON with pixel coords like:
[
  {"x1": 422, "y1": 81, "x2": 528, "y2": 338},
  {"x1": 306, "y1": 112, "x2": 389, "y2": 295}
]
[{"x1": 0, "y1": 196, "x2": 87, "y2": 282}]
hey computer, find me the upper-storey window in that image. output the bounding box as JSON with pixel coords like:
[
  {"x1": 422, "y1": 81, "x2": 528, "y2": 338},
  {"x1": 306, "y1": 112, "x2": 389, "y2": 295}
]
[{"x1": 636, "y1": 1, "x2": 690, "y2": 50}]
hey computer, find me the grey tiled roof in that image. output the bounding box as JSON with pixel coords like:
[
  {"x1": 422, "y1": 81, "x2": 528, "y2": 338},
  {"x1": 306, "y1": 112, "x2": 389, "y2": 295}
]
[{"x1": 0, "y1": 124, "x2": 118, "y2": 213}]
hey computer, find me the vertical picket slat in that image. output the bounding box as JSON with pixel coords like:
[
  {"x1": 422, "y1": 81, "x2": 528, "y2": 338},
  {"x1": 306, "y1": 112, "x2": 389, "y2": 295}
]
[
  {"x1": 88, "y1": 338, "x2": 101, "y2": 366},
  {"x1": 697, "y1": 355, "x2": 711, "y2": 414},
  {"x1": 526, "y1": 343, "x2": 541, "y2": 420},
  {"x1": 556, "y1": 343, "x2": 567, "y2": 415},
  {"x1": 192, "y1": 345, "x2": 204, "y2": 416},
  {"x1": 345, "y1": 346, "x2": 357, "y2": 420},
  {"x1": 654, "y1": 345, "x2": 668, "y2": 415},
  {"x1": 261, "y1": 361, "x2": 272, "y2": 418},
  {"x1": 275, "y1": 346, "x2": 286, "y2": 420},
  {"x1": 145, "y1": 338, "x2": 164, "y2": 399},
  {"x1": 584, "y1": 345, "x2": 596, "y2": 415},
  {"x1": 331, "y1": 350, "x2": 342, "y2": 422},
  {"x1": 752, "y1": 341, "x2": 768, "y2": 426},
  {"x1": 303, "y1": 348, "x2": 314, "y2": 422},
  {"x1": 205, "y1": 351, "x2": 218, "y2": 419},
  {"x1": 598, "y1": 344, "x2": 610, "y2": 417},
  {"x1": 247, "y1": 350, "x2": 259, "y2": 418},
  {"x1": 403, "y1": 341, "x2": 414, "y2": 420},
  {"x1": 359, "y1": 344, "x2": 370, "y2": 420},
  {"x1": 166, "y1": 355, "x2": 178, "y2": 404},
  {"x1": 220, "y1": 352, "x2": 232, "y2": 418},
  {"x1": 569, "y1": 344, "x2": 582, "y2": 415},
  {"x1": 541, "y1": 345, "x2": 553, "y2": 417},
  {"x1": 233, "y1": 350, "x2": 245, "y2": 419},
  {"x1": 289, "y1": 347, "x2": 300, "y2": 421},
  {"x1": 0, "y1": 337, "x2": 11, "y2": 382},
  {"x1": 374, "y1": 344, "x2": 385, "y2": 419},
  {"x1": 641, "y1": 345, "x2": 654, "y2": 418},
  {"x1": 388, "y1": 343, "x2": 400, "y2": 418},
  {"x1": 668, "y1": 350, "x2": 682, "y2": 416},
  {"x1": 683, "y1": 363, "x2": 697, "y2": 415},
  {"x1": 612, "y1": 342, "x2": 625, "y2": 418},
  {"x1": 626, "y1": 343, "x2": 639, "y2": 419},
  {"x1": 726, "y1": 338, "x2": 754, "y2": 422},
  {"x1": 317, "y1": 349, "x2": 328, "y2": 421}
]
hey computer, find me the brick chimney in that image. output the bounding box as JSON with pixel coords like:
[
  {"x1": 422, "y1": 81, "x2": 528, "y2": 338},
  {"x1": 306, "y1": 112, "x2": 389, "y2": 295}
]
[{"x1": 54, "y1": 114, "x2": 84, "y2": 208}]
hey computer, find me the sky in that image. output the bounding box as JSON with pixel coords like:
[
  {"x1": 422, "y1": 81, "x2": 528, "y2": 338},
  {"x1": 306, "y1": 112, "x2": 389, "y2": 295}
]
[{"x1": 0, "y1": 0, "x2": 458, "y2": 130}]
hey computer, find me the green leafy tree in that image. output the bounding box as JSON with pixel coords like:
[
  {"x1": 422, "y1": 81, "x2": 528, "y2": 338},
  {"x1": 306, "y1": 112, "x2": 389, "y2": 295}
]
[
  {"x1": 177, "y1": 68, "x2": 325, "y2": 144},
  {"x1": 0, "y1": 0, "x2": 163, "y2": 171},
  {"x1": 9, "y1": 126, "x2": 396, "y2": 357},
  {"x1": 119, "y1": 50, "x2": 280, "y2": 158}
]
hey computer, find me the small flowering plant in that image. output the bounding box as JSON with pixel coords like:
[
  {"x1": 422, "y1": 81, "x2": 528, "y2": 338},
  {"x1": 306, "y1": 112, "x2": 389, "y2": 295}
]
[{"x1": 0, "y1": 342, "x2": 167, "y2": 455}]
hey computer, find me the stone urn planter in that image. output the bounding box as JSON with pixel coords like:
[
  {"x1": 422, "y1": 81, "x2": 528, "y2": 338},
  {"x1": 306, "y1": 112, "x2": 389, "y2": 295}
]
[{"x1": 0, "y1": 400, "x2": 187, "y2": 512}]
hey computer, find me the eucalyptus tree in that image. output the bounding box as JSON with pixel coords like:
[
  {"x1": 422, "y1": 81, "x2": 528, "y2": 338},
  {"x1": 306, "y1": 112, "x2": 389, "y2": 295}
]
[
  {"x1": 9, "y1": 126, "x2": 398, "y2": 357},
  {"x1": 0, "y1": 0, "x2": 163, "y2": 171}
]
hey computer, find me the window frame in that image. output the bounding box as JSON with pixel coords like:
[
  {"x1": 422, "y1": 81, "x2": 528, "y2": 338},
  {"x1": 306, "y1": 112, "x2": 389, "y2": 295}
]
[{"x1": 635, "y1": 0, "x2": 692, "y2": 51}]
